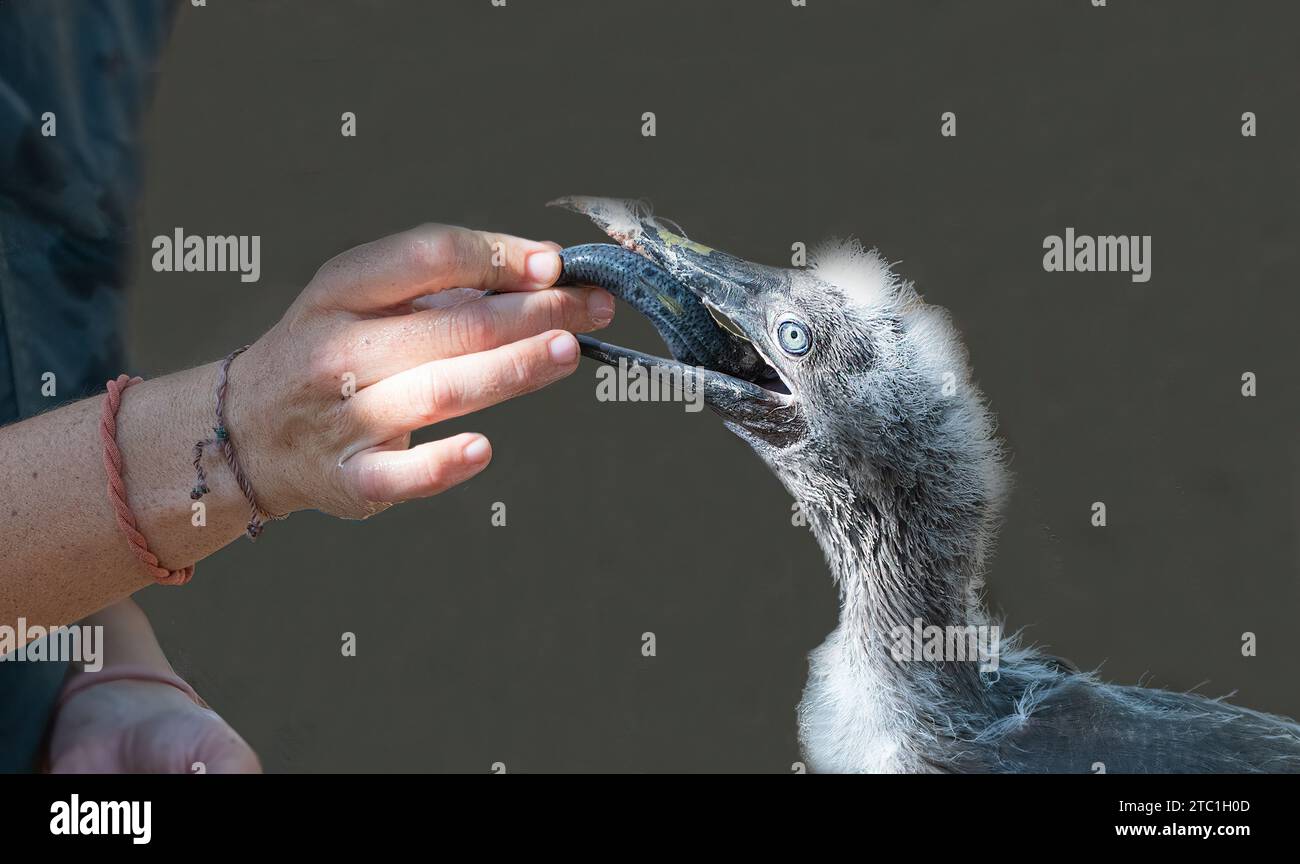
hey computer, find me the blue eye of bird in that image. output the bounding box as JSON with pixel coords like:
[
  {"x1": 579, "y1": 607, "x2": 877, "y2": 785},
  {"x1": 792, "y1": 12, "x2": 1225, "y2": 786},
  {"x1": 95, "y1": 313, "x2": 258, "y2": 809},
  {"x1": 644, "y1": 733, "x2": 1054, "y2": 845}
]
[{"x1": 776, "y1": 318, "x2": 811, "y2": 356}]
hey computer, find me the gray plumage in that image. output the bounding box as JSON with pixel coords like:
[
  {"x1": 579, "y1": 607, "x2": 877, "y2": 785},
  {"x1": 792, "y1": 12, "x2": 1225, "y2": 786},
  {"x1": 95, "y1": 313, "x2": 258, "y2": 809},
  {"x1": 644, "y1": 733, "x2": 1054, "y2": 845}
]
[{"x1": 555, "y1": 196, "x2": 1300, "y2": 774}]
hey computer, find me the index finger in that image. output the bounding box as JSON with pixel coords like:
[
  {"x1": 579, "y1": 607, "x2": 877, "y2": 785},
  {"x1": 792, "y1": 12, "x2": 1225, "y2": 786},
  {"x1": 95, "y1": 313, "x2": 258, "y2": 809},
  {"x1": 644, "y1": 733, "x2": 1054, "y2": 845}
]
[{"x1": 308, "y1": 224, "x2": 562, "y2": 312}]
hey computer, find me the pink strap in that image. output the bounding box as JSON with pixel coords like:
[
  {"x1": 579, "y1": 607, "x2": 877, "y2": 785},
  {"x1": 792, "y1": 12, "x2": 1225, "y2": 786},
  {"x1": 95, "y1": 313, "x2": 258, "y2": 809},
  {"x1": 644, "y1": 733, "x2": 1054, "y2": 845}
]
[
  {"x1": 58, "y1": 665, "x2": 209, "y2": 711},
  {"x1": 101, "y1": 374, "x2": 194, "y2": 585}
]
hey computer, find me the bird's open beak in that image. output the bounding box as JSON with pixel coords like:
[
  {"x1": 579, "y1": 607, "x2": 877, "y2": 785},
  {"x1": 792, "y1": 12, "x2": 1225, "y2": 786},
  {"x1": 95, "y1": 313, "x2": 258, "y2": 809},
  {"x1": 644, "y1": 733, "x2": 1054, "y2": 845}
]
[{"x1": 551, "y1": 196, "x2": 796, "y2": 437}]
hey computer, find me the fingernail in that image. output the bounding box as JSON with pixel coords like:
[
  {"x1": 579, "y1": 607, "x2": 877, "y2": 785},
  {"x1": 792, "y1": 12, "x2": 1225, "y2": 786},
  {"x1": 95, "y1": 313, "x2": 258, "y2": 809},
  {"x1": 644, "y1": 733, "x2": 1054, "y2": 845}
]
[
  {"x1": 526, "y1": 250, "x2": 561, "y2": 285},
  {"x1": 587, "y1": 289, "x2": 615, "y2": 326},
  {"x1": 463, "y1": 437, "x2": 491, "y2": 463},
  {"x1": 548, "y1": 332, "x2": 578, "y2": 364}
]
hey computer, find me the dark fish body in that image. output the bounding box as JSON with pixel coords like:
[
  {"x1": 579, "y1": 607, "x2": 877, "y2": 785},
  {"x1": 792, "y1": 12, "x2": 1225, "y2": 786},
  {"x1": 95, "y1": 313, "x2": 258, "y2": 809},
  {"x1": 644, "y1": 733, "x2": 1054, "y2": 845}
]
[{"x1": 559, "y1": 243, "x2": 764, "y2": 379}]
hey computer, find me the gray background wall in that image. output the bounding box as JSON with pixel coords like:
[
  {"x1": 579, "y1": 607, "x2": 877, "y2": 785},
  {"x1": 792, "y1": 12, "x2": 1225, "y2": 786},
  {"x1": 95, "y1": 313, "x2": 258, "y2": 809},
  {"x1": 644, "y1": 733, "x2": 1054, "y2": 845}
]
[{"x1": 127, "y1": 0, "x2": 1298, "y2": 771}]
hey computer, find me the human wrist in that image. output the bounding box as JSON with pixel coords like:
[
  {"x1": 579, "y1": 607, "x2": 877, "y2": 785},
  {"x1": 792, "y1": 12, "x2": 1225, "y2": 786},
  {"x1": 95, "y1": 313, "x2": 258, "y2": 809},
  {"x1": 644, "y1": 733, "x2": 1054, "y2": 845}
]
[
  {"x1": 211, "y1": 338, "x2": 298, "y2": 520},
  {"x1": 107, "y1": 362, "x2": 251, "y2": 572},
  {"x1": 60, "y1": 602, "x2": 205, "y2": 708},
  {"x1": 76, "y1": 599, "x2": 171, "y2": 672}
]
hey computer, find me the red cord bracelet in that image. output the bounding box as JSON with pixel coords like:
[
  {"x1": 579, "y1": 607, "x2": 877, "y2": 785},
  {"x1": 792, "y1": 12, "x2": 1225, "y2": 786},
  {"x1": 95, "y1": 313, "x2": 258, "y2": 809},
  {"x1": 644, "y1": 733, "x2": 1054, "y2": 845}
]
[
  {"x1": 58, "y1": 665, "x2": 209, "y2": 711},
  {"x1": 100, "y1": 374, "x2": 195, "y2": 586}
]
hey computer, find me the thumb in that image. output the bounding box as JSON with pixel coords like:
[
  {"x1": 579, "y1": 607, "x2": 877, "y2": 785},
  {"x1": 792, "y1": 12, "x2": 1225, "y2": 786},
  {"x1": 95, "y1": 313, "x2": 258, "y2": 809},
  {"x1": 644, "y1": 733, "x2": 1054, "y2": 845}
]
[{"x1": 190, "y1": 718, "x2": 263, "y2": 774}]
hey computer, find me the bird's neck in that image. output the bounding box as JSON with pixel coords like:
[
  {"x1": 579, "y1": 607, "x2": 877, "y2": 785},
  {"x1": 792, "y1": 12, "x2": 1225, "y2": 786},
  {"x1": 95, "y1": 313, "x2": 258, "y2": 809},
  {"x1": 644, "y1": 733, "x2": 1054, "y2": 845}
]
[{"x1": 800, "y1": 452, "x2": 1002, "y2": 708}]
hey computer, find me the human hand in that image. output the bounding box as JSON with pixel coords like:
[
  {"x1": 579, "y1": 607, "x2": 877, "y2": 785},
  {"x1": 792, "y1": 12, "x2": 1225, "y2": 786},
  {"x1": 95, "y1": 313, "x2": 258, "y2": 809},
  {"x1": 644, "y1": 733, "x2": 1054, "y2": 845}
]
[
  {"x1": 46, "y1": 677, "x2": 261, "y2": 774},
  {"x1": 43, "y1": 600, "x2": 260, "y2": 774},
  {"x1": 224, "y1": 225, "x2": 613, "y2": 519}
]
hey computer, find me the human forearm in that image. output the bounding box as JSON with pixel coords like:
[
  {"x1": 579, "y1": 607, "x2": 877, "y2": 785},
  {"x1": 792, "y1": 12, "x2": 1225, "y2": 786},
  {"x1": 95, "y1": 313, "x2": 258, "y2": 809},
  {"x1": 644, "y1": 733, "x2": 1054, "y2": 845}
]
[{"x1": 1, "y1": 360, "x2": 254, "y2": 633}]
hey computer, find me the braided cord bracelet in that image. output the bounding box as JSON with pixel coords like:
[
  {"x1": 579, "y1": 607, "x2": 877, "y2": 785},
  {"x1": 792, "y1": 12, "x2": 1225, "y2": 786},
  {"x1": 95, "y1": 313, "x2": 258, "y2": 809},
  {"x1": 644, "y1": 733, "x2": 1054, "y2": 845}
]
[
  {"x1": 101, "y1": 375, "x2": 195, "y2": 586},
  {"x1": 191, "y1": 346, "x2": 284, "y2": 540}
]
